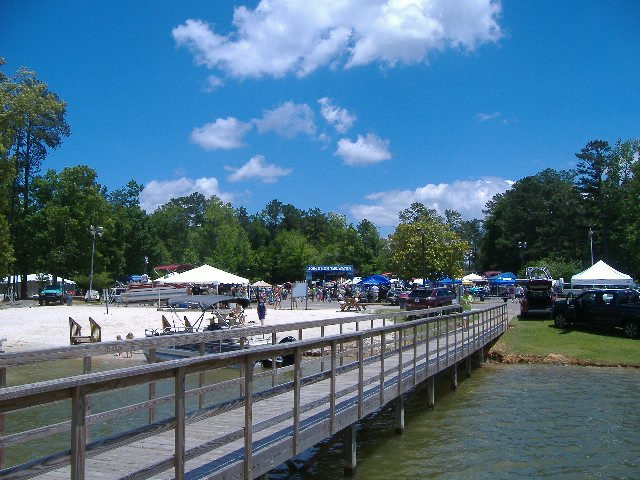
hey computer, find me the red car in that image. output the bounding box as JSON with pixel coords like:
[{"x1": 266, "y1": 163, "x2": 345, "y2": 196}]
[{"x1": 406, "y1": 287, "x2": 455, "y2": 311}]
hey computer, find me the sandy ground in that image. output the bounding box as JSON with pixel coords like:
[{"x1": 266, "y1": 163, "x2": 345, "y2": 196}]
[{"x1": 0, "y1": 301, "x2": 370, "y2": 352}]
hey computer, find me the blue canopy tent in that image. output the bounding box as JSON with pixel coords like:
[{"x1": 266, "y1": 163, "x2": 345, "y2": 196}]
[
  {"x1": 488, "y1": 272, "x2": 517, "y2": 285},
  {"x1": 358, "y1": 274, "x2": 391, "y2": 286},
  {"x1": 436, "y1": 277, "x2": 462, "y2": 286}
]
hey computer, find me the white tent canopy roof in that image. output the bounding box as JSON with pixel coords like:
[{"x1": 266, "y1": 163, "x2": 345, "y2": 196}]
[
  {"x1": 157, "y1": 264, "x2": 249, "y2": 285},
  {"x1": 571, "y1": 260, "x2": 634, "y2": 286},
  {"x1": 251, "y1": 280, "x2": 271, "y2": 287},
  {"x1": 462, "y1": 273, "x2": 485, "y2": 282}
]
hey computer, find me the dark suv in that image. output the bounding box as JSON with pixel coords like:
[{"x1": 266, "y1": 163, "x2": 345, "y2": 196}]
[{"x1": 406, "y1": 287, "x2": 455, "y2": 311}]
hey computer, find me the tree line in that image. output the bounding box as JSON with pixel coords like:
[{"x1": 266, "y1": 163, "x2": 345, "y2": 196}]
[{"x1": 1, "y1": 61, "x2": 638, "y2": 298}]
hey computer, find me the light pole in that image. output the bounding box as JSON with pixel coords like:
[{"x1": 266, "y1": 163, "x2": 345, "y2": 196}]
[
  {"x1": 518, "y1": 241, "x2": 527, "y2": 272},
  {"x1": 417, "y1": 228, "x2": 427, "y2": 287},
  {"x1": 89, "y1": 225, "x2": 103, "y2": 300},
  {"x1": 588, "y1": 228, "x2": 594, "y2": 265}
]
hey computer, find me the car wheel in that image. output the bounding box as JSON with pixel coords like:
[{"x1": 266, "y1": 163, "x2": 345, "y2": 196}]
[
  {"x1": 623, "y1": 320, "x2": 639, "y2": 339},
  {"x1": 39, "y1": 299, "x2": 43, "y2": 306},
  {"x1": 554, "y1": 313, "x2": 568, "y2": 329}
]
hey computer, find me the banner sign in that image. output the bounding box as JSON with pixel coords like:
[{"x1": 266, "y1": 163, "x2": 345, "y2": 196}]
[{"x1": 305, "y1": 265, "x2": 353, "y2": 279}]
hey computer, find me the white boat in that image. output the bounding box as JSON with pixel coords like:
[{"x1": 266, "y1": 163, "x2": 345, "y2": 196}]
[{"x1": 118, "y1": 284, "x2": 189, "y2": 304}]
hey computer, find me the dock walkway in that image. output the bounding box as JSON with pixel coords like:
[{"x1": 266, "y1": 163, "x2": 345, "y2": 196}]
[{"x1": 0, "y1": 303, "x2": 507, "y2": 479}]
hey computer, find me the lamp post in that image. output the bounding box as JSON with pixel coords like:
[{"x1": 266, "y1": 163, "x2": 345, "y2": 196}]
[
  {"x1": 144, "y1": 256, "x2": 148, "y2": 274},
  {"x1": 417, "y1": 228, "x2": 427, "y2": 287},
  {"x1": 588, "y1": 228, "x2": 594, "y2": 265},
  {"x1": 518, "y1": 241, "x2": 527, "y2": 272},
  {"x1": 88, "y1": 225, "x2": 103, "y2": 300}
]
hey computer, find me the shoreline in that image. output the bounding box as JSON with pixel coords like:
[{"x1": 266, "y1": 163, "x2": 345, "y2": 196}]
[{"x1": 488, "y1": 348, "x2": 640, "y2": 368}]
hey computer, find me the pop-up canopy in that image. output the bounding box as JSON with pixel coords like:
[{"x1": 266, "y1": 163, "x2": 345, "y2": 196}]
[
  {"x1": 358, "y1": 274, "x2": 391, "y2": 286},
  {"x1": 157, "y1": 264, "x2": 249, "y2": 285},
  {"x1": 571, "y1": 260, "x2": 633, "y2": 288}
]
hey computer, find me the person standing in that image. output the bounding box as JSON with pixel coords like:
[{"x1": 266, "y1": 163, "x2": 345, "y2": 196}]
[{"x1": 257, "y1": 296, "x2": 267, "y2": 326}]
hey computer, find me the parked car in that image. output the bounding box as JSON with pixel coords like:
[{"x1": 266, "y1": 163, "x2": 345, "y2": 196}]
[
  {"x1": 519, "y1": 279, "x2": 555, "y2": 318},
  {"x1": 406, "y1": 287, "x2": 455, "y2": 311},
  {"x1": 387, "y1": 288, "x2": 409, "y2": 305},
  {"x1": 552, "y1": 289, "x2": 640, "y2": 338}
]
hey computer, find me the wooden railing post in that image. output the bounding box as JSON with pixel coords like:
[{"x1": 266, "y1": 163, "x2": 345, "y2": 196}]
[
  {"x1": 240, "y1": 337, "x2": 246, "y2": 397},
  {"x1": 271, "y1": 332, "x2": 277, "y2": 387},
  {"x1": 445, "y1": 317, "x2": 450, "y2": 366},
  {"x1": 379, "y1": 332, "x2": 385, "y2": 407},
  {"x1": 320, "y1": 325, "x2": 325, "y2": 372},
  {"x1": 397, "y1": 327, "x2": 403, "y2": 396},
  {"x1": 339, "y1": 323, "x2": 344, "y2": 366},
  {"x1": 358, "y1": 336, "x2": 364, "y2": 419},
  {"x1": 330, "y1": 341, "x2": 337, "y2": 434},
  {"x1": 244, "y1": 357, "x2": 254, "y2": 479},
  {"x1": 174, "y1": 367, "x2": 186, "y2": 480},
  {"x1": 70, "y1": 386, "x2": 87, "y2": 480},
  {"x1": 412, "y1": 325, "x2": 418, "y2": 386},
  {"x1": 293, "y1": 347, "x2": 302, "y2": 455},
  {"x1": 436, "y1": 319, "x2": 440, "y2": 368},
  {"x1": 199, "y1": 342, "x2": 206, "y2": 410},
  {"x1": 147, "y1": 348, "x2": 157, "y2": 424},
  {"x1": 0, "y1": 367, "x2": 4, "y2": 469}
]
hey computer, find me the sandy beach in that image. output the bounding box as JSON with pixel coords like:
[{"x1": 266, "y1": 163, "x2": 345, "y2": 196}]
[{"x1": 0, "y1": 301, "x2": 370, "y2": 353}]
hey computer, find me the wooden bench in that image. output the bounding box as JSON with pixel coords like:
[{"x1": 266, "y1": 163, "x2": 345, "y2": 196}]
[{"x1": 69, "y1": 317, "x2": 102, "y2": 345}]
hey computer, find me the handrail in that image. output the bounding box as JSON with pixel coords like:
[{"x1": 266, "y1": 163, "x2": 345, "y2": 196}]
[
  {"x1": 0, "y1": 304, "x2": 461, "y2": 367},
  {"x1": 0, "y1": 303, "x2": 506, "y2": 479}
]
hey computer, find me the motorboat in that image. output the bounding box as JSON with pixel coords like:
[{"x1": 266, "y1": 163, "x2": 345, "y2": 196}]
[{"x1": 144, "y1": 294, "x2": 268, "y2": 362}]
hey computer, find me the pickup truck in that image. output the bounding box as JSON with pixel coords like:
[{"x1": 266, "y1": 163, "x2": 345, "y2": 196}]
[
  {"x1": 38, "y1": 284, "x2": 65, "y2": 305},
  {"x1": 552, "y1": 289, "x2": 640, "y2": 338}
]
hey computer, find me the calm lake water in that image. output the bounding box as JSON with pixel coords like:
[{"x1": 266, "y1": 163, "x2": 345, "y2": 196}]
[
  {"x1": 6, "y1": 360, "x2": 640, "y2": 478},
  {"x1": 271, "y1": 364, "x2": 640, "y2": 479}
]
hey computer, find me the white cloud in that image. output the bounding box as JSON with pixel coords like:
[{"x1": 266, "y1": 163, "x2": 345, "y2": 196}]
[
  {"x1": 190, "y1": 117, "x2": 252, "y2": 150},
  {"x1": 226, "y1": 155, "x2": 292, "y2": 183},
  {"x1": 335, "y1": 133, "x2": 391, "y2": 165},
  {"x1": 318, "y1": 97, "x2": 356, "y2": 133},
  {"x1": 205, "y1": 75, "x2": 225, "y2": 91},
  {"x1": 475, "y1": 111, "x2": 500, "y2": 122},
  {"x1": 140, "y1": 177, "x2": 232, "y2": 212},
  {"x1": 349, "y1": 176, "x2": 514, "y2": 226},
  {"x1": 172, "y1": 0, "x2": 502, "y2": 80},
  {"x1": 253, "y1": 102, "x2": 316, "y2": 138}
]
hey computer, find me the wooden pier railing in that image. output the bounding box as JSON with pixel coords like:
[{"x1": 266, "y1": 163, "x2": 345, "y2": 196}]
[{"x1": 0, "y1": 303, "x2": 507, "y2": 479}]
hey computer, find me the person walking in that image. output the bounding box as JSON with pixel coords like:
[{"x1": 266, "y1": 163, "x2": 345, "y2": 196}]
[{"x1": 257, "y1": 296, "x2": 267, "y2": 326}]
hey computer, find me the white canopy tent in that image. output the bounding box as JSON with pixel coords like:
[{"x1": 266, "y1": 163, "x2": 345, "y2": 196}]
[
  {"x1": 157, "y1": 264, "x2": 249, "y2": 285},
  {"x1": 570, "y1": 260, "x2": 634, "y2": 288},
  {"x1": 462, "y1": 273, "x2": 486, "y2": 283}
]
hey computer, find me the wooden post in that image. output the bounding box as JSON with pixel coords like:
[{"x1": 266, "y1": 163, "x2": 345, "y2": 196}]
[
  {"x1": 339, "y1": 323, "x2": 344, "y2": 367},
  {"x1": 271, "y1": 332, "x2": 277, "y2": 387},
  {"x1": 412, "y1": 325, "x2": 418, "y2": 386},
  {"x1": 174, "y1": 367, "x2": 186, "y2": 480},
  {"x1": 148, "y1": 348, "x2": 157, "y2": 424},
  {"x1": 397, "y1": 327, "x2": 403, "y2": 396},
  {"x1": 343, "y1": 424, "x2": 357, "y2": 476},
  {"x1": 70, "y1": 386, "x2": 87, "y2": 480},
  {"x1": 240, "y1": 337, "x2": 246, "y2": 397},
  {"x1": 244, "y1": 357, "x2": 254, "y2": 480},
  {"x1": 82, "y1": 356, "x2": 91, "y2": 443},
  {"x1": 293, "y1": 347, "x2": 302, "y2": 455},
  {"x1": 330, "y1": 341, "x2": 337, "y2": 435},
  {"x1": 436, "y1": 319, "x2": 440, "y2": 368},
  {"x1": 379, "y1": 332, "x2": 385, "y2": 407},
  {"x1": 370, "y1": 319, "x2": 374, "y2": 357},
  {"x1": 450, "y1": 363, "x2": 458, "y2": 392},
  {"x1": 465, "y1": 356, "x2": 472, "y2": 378},
  {"x1": 445, "y1": 317, "x2": 450, "y2": 366},
  {"x1": 426, "y1": 376, "x2": 435, "y2": 409},
  {"x1": 199, "y1": 341, "x2": 206, "y2": 410},
  {"x1": 476, "y1": 347, "x2": 485, "y2": 367},
  {"x1": 358, "y1": 336, "x2": 364, "y2": 419},
  {"x1": 320, "y1": 325, "x2": 325, "y2": 372},
  {"x1": 0, "y1": 367, "x2": 4, "y2": 469},
  {"x1": 394, "y1": 395, "x2": 405, "y2": 434}
]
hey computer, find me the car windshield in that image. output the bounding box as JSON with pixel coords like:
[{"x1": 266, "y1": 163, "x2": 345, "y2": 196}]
[{"x1": 43, "y1": 285, "x2": 59, "y2": 290}]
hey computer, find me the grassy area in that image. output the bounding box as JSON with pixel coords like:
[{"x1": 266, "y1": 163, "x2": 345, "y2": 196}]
[{"x1": 494, "y1": 315, "x2": 640, "y2": 366}]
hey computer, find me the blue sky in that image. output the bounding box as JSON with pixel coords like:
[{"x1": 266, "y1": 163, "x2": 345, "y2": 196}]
[{"x1": 2, "y1": 1, "x2": 639, "y2": 234}]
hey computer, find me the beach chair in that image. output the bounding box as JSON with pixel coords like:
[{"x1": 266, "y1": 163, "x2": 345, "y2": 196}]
[
  {"x1": 69, "y1": 317, "x2": 92, "y2": 345},
  {"x1": 88, "y1": 317, "x2": 102, "y2": 343}
]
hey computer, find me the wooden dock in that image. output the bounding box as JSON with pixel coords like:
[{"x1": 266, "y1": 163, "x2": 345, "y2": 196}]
[{"x1": 0, "y1": 303, "x2": 507, "y2": 479}]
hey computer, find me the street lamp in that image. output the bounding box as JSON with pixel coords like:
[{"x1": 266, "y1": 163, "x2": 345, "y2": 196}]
[
  {"x1": 417, "y1": 228, "x2": 427, "y2": 287},
  {"x1": 518, "y1": 241, "x2": 527, "y2": 272},
  {"x1": 588, "y1": 228, "x2": 594, "y2": 265},
  {"x1": 89, "y1": 225, "x2": 103, "y2": 300},
  {"x1": 144, "y1": 256, "x2": 149, "y2": 274}
]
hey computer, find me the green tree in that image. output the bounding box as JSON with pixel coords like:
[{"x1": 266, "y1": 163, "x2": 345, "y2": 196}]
[
  {"x1": 389, "y1": 204, "x2": 467, "y2": 280},
  {"x1": 0, "y1": 59, "x2": 15, "y2": 276},
  {"x1": 2, "y1": 65, "x2": 70, "y2": 296}
]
